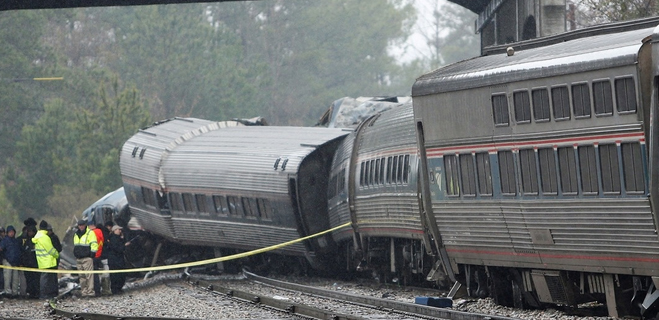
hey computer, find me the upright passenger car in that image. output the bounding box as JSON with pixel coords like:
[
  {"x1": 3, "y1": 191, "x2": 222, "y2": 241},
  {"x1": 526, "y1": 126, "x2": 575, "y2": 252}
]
[
  {"x1": 412, "y1": 19, "x2": 659, "y2": 317},
  {"x1": 120, "y1": 117, "x2": 350, "y2": 269}
]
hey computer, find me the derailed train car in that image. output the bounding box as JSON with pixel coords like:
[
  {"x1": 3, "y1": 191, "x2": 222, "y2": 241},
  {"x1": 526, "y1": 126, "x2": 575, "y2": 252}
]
[
  {"x1": 326, "y1": 101, "x2": 433, "y2": 283},
  {"x1": 119, "y1": 117, "x2": 350, "y2": 270}
]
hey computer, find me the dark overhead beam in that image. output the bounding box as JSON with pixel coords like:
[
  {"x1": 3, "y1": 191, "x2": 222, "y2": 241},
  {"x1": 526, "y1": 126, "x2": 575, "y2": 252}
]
[
  {"x1": 0, "y1": 0, "x2": 242, "y2": 11},
  {"x1": 3, "y1": 0, "x2": 489, "y2": 13},
  {"x1": 446, "y1": 0, "x2": 490, "y2": 14}
]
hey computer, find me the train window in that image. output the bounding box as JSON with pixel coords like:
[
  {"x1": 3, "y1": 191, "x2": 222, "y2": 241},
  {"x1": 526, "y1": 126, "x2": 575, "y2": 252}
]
[
  {"x1": 615, "y1": 77, "x2": 637, "y2": 113},
  {"x1": 491, "y1": 94, "x2": 510, "y2": 126},
  {"x1": 392, "y1": 156, "x2": 399, "y2": 184},
  {"x1": 621, "y1": 142, "x2": 645, "y2": 193},
  {"x1": 339, "y1": 168, "x2": 346, "y2": 191},
  {"x1": 498, "y1": 151, "x2": 517, "y2": 195},
  {"x1": 169, "y1": 193, "x2": 183, "y2": 212},
  {"x1": 242, "y1": 198, "x2": 253, "y2": 217},
  {"x1": 226, "y1": 196, "x2": 243, "y2": 216},
  {"x1": 360, "y1": 162, "x2": 365, "y2": 186},
  {"x1": 249, "y1": 198, "x2": 259, "y2": 217},
  {"x1": 593, "y1": 80, "x2": 613, "y2": 115},
  {"x1": 403, "y1": 155, "x2": 410, "y2": 183},
  {"x1": 156, "y1": 191, "x2": 168, "y2": 210},
  {"x1": 578, "y1": 146, "x2": 598, "y2": 195},
  {"x1": 459, "y1": 154, "x2": 476, "y2": 196},
  {"x1": 242, "y1": 197, "x2": 258, "y2": 218},
  {"x1": 572, "y1": 83, "x2": 592, "y2": 118},
  {"x1": 328, "y1": 175, "x2": 337, "y2": 199},
  {"x1": 551, "y1": 86, "x2": 571, "y2": 120},
  {"x1": 513, "y1": 90, "x2": 531, "y2": 123},
  {"x1": 370, "y1": 159, "x2": 376, "y2": 186},
  {"x1": 182, "y1": 193, "x2": 196, "y2": 213},
  {"x1": 599, "y1": 144, "x2": 621, "y2": 194},
  {"x1": 364, "y1": 161, "x2": 371, "y2": 186},
  {"x1": 195, "y1": 194, "x2": 208, "y2": 214},
  {"x1": 444, "y1": 155, "x2": 460, "y2": 196},
  {"x1": 519, "y1": 149, "x2": 539, "y2": 195},
  {"x1": 532, "y1": 88, "x2": 551, "y2": 122},
  {"x1": 379, "y1": 158, "x2": 386, "y2": 185},
  {"x1": 141, "y1": 187, "x2": 156, "y2": 207},
  {"x1": 212, "y1": 195, "x2": 229, "y2": 215},
  {"x1": 475, "y1": 152, "x2": 493, "y2": 196},
  {"x1": 257, "y1": 199, "x2": 273, "y2": 220},
  {"x1": 375, "y1": 159, "x2": 381, "y2": 185},
  {"x1": 558, "y1": 147, "x2": 578, "y2": 195},
  {"x1": 397, "y1": 155, "x2": 405, "y2": 183},
  {"x1": 538, "y1": 148, "x2": 558, "y2": 195},
  {"x1": 386, "y1": 157, "x2": 393, "y2": 184}
]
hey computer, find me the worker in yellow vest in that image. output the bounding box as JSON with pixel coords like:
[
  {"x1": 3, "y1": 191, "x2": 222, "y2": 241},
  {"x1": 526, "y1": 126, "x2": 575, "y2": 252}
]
[
  {"x1": 32, "y1": 220, "x2": 59, "y2": 299},
  {"x1": 73, "y1": 219, "x2": 98, "y2": 298}
]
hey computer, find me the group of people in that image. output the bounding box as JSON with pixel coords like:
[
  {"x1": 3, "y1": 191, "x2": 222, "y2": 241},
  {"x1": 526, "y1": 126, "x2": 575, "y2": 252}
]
[
  {"x1": 0, "y1": 217, "x2": 131, "y2": 300},
  {"x1": 73, "y1": 219, "x2": 131, "y2": 297},
  {"x1": 0, "y1": 218, "x2": 62, "y2": 299}
]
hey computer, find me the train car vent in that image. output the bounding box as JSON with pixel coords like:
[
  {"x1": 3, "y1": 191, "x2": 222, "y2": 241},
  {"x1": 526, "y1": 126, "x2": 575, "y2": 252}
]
[
  {"x1": 274, "y1": 158, "x2": 281, "y2": 170},
  {"x1": 139, "y1": 148, "x2": 147, "y2": 159},
  {"x1": 531, "y1": 270, "x2": 575, "y2": 305},
  {"x1": 131, "y1": 146, "x2": 139, "y2": 158},
  {"x1": 281, "y1": 158, "x2": 289, "y2": 171}
]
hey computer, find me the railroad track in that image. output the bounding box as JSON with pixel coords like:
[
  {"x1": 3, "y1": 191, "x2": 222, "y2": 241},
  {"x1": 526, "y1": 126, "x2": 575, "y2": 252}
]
[
  {"x1": 42, "y1": 270, "x2": 524, "y2": 320},
  {"x1": 191, "y1": 270, "x2": 523, "y2": 320}
]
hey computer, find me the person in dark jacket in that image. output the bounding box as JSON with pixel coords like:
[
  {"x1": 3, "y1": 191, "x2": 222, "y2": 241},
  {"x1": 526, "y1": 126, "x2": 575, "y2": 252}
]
[
  {"x1": 106, "y1": 225, "x2": 130, "y2": 294},
  {"x1": 0, "y1": 225, "x2": 21, "y2": 297},
  {"x1": 19, "y1": 225, "x2": 39, "y2": 299}
]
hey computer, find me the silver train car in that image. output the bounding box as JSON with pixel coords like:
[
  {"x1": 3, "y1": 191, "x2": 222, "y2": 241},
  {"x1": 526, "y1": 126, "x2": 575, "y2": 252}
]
[
  {"x1": 412, "y1": 18, "x2": 659, "y2": 317},
  {"x1": 119, "y1": 117, "x2": 350, "y2": 269},
  {"x1": 327, "y1": 102, "x2": 429, "y2": 281}
]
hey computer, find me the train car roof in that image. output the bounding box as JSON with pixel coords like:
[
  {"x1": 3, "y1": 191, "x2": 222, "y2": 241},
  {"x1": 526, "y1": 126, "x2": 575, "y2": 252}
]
[
  {"x1": 121, "y1": 118, "x2": 351, "y2": 192},
  {"x1": 412, "y1": 25, "x2": 654, "y2": 97},
  {"x1": 357, "y1": 101, "x2": 417, "y2": 156}
]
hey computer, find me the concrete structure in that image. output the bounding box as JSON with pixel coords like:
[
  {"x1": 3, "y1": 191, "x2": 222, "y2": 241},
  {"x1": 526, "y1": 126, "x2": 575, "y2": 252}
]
[{"x1": 450, "y1": 0, "x2": 566, "y2": 51}]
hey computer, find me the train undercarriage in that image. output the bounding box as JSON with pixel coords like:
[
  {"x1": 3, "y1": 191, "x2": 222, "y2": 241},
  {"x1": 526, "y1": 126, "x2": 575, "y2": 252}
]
[
  {"x1": 461, "y1": 265, "x2": 659, "y2": 319},
  {"x1": 340, "y1": 236, "x2": 659, "y2": 319}
]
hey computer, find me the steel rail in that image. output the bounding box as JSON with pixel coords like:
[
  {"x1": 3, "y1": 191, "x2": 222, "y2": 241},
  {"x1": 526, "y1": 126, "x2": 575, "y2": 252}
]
[
  {"x1": 242, "y1": 270, "x2": 523, "y2": 320},
  {"x1": 188, "y1": 277, "x2": 371, "y2": 320}
]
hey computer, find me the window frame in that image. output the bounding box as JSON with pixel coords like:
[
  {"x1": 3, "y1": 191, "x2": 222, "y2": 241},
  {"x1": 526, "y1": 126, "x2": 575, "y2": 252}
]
[
  {"x1": 614, "y1": 76, "x2": 637, "y2": 114},
  {"x1": 571, "y1": 82, "x2": 592, "y2": 119},
  {"x1": 621, "y1": 142, "x2": 645, "y2": 194},
  {"x1": 538, "y1": 147, "x2": 558, "y2": 195},
  {"x1": 213, "y1": 195, "x2": 229, "y2": 216},
  {"x1": 475, "y1": 152, "x2": 493, "y2": 196},
  {"x1": 444, "y1": 154, "x2": 460, "y2": 197},
  {"x1": 519, "y1": 149, "x2": 539, "y2": 195},
  {"x1": 513, "y1": 90, "x2": 532, "y2": 124},
  {"x1": 592, "y1": 79, "x2": 614, "y2": 116},
  {"x1": 599, "y1": 143, "x2": 621, "y2": 195},
  {"x1": 551, "y1": 85, "x2": 571, "y2": 121},
  {"x1": 532, "y1": 87, "x2": 551, "y2": 122},
  {"x1": 498, "y1": 150, "x2": 517, "y2": 196},
  {"x1": 492, "y1": 93, "x2": 510, "y2": 126}
]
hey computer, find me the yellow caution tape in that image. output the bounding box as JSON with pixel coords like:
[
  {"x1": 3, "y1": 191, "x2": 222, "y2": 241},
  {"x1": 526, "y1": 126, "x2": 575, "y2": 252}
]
[
  {"x1": 32, "y1": 77, "x2": 64, "y2": 81},
  {"x1": 0, "y1": 222, "x2": 352, "y2": 274}
]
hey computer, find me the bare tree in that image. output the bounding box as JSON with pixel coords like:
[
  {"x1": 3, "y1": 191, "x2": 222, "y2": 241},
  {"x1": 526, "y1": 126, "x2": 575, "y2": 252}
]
[{"x1": 571, "y1": 0, "x2": 657, "y2": 27}]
